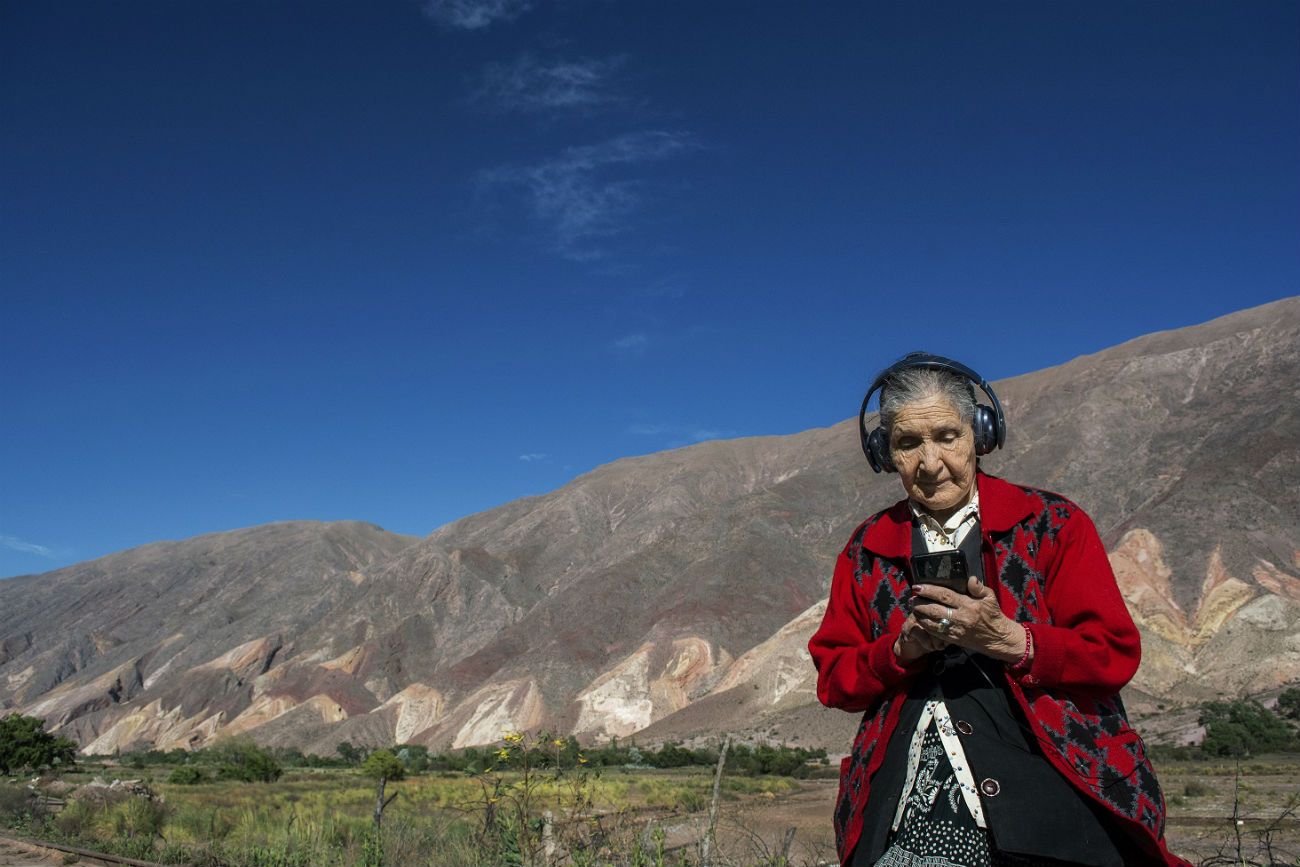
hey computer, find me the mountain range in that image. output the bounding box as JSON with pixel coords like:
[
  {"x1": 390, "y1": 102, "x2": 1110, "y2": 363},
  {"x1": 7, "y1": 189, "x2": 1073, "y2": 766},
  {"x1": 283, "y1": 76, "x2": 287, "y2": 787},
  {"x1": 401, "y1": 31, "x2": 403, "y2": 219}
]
[{"x1": 3, "y1": 297, "x2": 1298, "y2": 755}]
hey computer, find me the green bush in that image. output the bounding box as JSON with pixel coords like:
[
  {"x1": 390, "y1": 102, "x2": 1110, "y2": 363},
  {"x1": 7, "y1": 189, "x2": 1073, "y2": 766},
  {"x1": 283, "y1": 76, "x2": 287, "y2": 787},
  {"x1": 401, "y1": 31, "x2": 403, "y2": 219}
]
[
  {"x1": 1278, "y1": 687, "x2": 1300, "y2": 721},
  {"x1": 167, "y1": 765, "x2": 209, "y2": 784},
  {"x1": 208, "y1": 737, "x2": 282, "y2": 783},
  {"x1": 1199, "y1": 700, "x2": 1299, "y2": 757},
  {"x1": 0, "y1": 714, "x2": 78, "y2": 775}
]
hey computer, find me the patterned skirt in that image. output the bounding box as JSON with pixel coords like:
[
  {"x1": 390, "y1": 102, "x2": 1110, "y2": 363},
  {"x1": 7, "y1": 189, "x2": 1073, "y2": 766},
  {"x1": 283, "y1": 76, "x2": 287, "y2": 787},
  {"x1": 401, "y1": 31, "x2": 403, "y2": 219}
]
[{"x1": 873, "y1": 721, "x2": 1070, "y2": 867}]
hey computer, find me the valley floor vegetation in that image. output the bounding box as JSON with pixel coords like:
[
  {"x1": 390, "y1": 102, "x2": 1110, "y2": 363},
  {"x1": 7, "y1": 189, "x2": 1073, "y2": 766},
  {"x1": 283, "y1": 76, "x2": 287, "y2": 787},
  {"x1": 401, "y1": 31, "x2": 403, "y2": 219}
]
[
  {"x1": 1, "y1": 700, "x2": 1298, "y2": 866},
  {"x1": 1, "y1": 724, "x2": 829, "y2": 867}
]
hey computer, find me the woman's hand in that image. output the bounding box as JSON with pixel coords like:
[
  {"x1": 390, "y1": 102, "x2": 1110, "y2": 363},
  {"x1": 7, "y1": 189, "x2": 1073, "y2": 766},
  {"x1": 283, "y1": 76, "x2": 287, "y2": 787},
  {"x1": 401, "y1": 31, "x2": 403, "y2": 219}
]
[
  {"x1": 893, "y1": 612, "x2": 948, "y2": 664},
  {"x1": 911, "y1": 576, "x2": 1027, "y2": 663}
]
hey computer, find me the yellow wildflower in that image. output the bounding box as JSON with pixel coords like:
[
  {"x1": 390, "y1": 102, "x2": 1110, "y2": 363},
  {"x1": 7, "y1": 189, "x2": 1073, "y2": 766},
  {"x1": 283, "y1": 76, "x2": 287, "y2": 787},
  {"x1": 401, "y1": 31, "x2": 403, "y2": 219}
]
[
  {"x1": 495, "y1": 747, "x2": 511, "y2": 761},
  {"x1": 577, "y1": 754, "x2": 588, "y2": 764},
  {"x1": 551, "y1": 738, "x2": 566, "y2": 748}
]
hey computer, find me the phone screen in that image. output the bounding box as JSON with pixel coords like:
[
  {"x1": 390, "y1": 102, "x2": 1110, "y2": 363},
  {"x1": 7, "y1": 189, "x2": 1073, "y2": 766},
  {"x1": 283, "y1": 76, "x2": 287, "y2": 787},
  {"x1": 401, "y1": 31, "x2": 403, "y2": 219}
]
[{"x1": 909, "y1": 550, "x2": 970, "y2": 594}]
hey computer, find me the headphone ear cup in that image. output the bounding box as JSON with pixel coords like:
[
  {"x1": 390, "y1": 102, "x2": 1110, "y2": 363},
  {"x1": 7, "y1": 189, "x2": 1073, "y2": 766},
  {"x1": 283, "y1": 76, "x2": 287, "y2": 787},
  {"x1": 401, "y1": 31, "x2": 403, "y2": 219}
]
[
  {"x1": 866, "y1": 427, "x2": 895, "y2": 473},
  {"x1": 972, "y1": 405, "x2": 997, "y2": 455}
]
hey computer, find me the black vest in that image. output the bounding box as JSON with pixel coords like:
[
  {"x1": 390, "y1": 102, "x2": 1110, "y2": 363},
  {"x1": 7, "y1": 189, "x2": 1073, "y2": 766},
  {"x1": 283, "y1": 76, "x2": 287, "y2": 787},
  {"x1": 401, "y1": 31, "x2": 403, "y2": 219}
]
[{"x1": 851, "y1": 520, "x2": 1133, "y2": 866}]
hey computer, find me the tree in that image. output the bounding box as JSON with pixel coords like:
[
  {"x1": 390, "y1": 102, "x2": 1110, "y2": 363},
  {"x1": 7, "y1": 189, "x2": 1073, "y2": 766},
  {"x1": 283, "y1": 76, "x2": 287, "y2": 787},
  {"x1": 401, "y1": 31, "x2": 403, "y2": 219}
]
[
  {"x1": 1278, "y1": 687, "x2": 1300, "y2": 721},
  {"x1": 207, "y1": 736, "x2": 282, "y2": 782},
  {"x1": 362, "y1": 749, "x2": 404, "y2": 836},
  {"x1": 1200, "y1": 700, "x2": 1298, "y2": 757},
  {"x1": 362, "y1": 749, "x2": 405, "y2": 783},
  {"x1": 0, "y1": 714, "x2": 78, "y2": 775},
  {"x1": 337, "y1": 740, "x2": 364, "y2": 766}
]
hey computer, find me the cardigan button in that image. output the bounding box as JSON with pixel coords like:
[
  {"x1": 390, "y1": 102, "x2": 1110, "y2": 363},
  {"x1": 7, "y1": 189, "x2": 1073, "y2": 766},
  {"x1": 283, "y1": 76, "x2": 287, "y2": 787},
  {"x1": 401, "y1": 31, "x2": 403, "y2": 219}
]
[
  {"x1": 956, "y1": 720, "x2": 973, "y2": 735},
  {"x1": 980, "y1": 778, "x2": 1001, "y2": 797}
]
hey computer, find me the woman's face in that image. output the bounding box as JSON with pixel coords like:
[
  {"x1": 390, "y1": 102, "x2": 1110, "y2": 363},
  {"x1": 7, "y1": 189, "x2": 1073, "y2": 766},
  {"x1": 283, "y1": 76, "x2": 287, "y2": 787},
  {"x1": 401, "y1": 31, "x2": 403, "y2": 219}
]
[{"x1": 889, "y1": 393, "x2": 977, "y2": 516}]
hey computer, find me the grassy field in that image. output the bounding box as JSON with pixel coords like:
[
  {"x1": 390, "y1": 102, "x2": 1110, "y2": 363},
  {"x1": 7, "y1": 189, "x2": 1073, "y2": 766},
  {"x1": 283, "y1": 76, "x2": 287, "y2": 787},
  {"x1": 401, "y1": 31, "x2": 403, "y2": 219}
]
[
  {"x1": 4, "y1": 756, "x2": 1297, "y2": 866},
  {"x1": 152, "y1": 765, "x2": 799, "y2": 854},
  {"x1": 6, "y1": 762, "x2": 805, "y2": 866}
]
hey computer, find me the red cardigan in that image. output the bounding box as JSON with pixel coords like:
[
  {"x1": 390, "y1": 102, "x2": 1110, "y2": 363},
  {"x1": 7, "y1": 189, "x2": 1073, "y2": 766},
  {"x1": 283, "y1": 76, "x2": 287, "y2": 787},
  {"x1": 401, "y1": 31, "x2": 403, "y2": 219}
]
[{"x1": 808, "y1": 471, "x2": 1190, "y2": 866}]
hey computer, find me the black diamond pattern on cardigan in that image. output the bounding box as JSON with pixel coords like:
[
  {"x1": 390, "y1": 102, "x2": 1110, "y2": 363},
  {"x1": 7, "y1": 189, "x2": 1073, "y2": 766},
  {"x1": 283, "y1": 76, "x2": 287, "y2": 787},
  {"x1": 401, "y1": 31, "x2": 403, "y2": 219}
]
[
  {"x1": 1098, "y1": 764, "x2": 1140, "y2": 817},
  {"x1": 867, "y1": 560, "x2": 908, "y2": 640},
  {"x1": 1027, "y1": 692, "x2": 1165, "y2": 835},
  {"x1": 832, "y1": 694, "x2": 897, "y2": 857},
  {"x1": 996, "y1": 546, "x2": 1043, "y2": 621}
]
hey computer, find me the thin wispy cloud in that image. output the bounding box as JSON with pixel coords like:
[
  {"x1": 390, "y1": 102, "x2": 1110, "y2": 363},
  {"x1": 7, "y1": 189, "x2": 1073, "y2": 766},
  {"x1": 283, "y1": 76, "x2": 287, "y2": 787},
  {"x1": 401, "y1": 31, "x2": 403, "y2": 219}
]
[
  {"x1": 626, "y1": 422, "x2": 670, "y2": 436},
  {"x1": 517, "y1": 453, "x2": 549, "y2": 462},
  {"x1": 422, "y1": 0, "x2": 532, "y2": 30},
  {"x1": 475, "y1": 54, "x2": 626, "y2": 113},
  {"x1": 626, "y1": 423, "x2": 737, "y2": 447},
  {"x1": 481, "y1": 130, "x2": 698, "y2": 261},
  {"x1": 1, "y1": 534, "x2": 62, "y2": 559},
  {"x1": 612, "y1": 333, "x2": 648, "y2": 353}
]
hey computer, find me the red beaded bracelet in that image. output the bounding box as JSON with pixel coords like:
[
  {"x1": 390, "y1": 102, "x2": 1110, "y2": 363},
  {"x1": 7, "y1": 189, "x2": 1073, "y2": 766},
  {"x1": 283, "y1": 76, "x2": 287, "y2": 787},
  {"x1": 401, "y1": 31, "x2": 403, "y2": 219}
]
[{"x1": 1008, "y1": 623, "x2": 1033, "y2": 673}]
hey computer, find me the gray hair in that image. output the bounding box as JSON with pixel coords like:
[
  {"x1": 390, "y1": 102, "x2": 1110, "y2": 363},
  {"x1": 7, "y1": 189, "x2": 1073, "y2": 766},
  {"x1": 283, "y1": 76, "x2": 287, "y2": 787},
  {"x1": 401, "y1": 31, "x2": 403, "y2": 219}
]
[{"x1": 878, "y1": 364, "x2": 976, "y2": 435}]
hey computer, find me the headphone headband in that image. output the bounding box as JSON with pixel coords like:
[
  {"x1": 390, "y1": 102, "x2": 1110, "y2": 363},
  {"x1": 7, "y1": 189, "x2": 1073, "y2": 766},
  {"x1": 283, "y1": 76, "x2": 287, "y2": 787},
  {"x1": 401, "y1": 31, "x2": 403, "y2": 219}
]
[{"x1": 858, "y1": 352, "x2": 1007, "y2": 470}]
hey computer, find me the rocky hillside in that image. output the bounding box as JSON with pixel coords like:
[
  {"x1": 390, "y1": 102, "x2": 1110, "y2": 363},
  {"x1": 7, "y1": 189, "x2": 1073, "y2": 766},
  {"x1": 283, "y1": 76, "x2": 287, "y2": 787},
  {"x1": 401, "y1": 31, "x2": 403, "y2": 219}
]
[{"x1": 2, "y1": 297, "x2": 1297, "y2": 755}]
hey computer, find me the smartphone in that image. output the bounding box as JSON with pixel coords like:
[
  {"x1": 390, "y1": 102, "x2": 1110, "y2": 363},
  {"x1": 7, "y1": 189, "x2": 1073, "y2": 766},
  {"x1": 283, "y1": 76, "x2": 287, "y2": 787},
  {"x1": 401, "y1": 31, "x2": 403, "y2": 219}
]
[{"x1": 909, "y1": 549, "x2": 971, "y2": 595}]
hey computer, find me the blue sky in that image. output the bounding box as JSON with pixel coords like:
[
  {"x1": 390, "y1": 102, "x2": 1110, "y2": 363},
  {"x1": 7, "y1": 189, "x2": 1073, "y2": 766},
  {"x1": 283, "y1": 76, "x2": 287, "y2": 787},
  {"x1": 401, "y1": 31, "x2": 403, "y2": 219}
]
[{"x1": 2, "y1": 1, "x2": 1297, "y2": 578}]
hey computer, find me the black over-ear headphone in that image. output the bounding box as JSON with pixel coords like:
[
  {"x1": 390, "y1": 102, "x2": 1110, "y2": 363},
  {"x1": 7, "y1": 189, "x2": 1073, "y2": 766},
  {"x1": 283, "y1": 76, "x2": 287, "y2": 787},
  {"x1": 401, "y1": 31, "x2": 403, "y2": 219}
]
[{"x1": 858, "y1": 352, "x2": 1007, "y2": 473}]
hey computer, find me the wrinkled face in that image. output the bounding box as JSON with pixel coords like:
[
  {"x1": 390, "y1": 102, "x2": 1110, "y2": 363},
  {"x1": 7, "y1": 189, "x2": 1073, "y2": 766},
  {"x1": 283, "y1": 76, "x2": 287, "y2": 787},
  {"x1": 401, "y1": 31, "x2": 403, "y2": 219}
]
[{"x1": 889, "y1": 393, "x2": 977, "y2": 517}]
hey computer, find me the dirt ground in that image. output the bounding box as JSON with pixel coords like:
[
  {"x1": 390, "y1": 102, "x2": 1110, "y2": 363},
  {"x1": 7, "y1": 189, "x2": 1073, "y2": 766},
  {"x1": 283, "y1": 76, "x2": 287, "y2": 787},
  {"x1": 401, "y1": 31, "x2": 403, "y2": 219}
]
[
  {"x1": 648, "y1": 779, "x2": 841, "y2": 865},
  {"x1": 0, "y1": 839, "x2": 62, "y2": 867},
  {"x1": 662, "y1": 774, "x2": 1300, "y2": 867}
]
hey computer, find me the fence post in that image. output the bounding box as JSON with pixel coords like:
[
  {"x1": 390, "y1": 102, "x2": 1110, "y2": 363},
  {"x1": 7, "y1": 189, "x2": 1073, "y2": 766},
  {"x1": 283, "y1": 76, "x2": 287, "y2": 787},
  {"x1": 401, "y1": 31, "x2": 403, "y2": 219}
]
[
  {"x1": 542, "y1": 809, "x2": 555, "y2": 864},
  {"x1": 701, "y1": 733, "x2": 731, "y2": 867}
]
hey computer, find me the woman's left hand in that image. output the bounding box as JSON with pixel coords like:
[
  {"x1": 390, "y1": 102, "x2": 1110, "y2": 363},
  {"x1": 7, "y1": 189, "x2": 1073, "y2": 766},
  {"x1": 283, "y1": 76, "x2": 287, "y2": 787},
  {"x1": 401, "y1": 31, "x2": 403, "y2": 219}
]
[{"x1": 912, "y1": 576, "x2": 1026, "y2": 663}]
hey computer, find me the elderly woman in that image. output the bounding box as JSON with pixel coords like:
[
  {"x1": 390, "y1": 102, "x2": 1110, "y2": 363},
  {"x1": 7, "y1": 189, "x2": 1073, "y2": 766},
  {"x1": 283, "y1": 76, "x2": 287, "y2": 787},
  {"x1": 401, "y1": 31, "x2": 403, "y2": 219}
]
[{"x1": 808, "y1": 354, "x2": 1188, "y2": 867}]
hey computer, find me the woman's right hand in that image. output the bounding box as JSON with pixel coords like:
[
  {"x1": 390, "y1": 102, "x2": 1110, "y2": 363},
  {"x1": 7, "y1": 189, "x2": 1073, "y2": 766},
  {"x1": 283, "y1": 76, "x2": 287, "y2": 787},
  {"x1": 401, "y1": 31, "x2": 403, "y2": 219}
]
[{"x1": 893, "y1": 613, "x2": 947, "y2": 664}]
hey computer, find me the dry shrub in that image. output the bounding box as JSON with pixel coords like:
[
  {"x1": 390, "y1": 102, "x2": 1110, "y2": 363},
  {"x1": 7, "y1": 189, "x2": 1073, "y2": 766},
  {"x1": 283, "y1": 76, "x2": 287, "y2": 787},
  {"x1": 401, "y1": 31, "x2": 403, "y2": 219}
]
[{"x1": 0, "y1": 783, "x2": 37, "y2": 823}]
